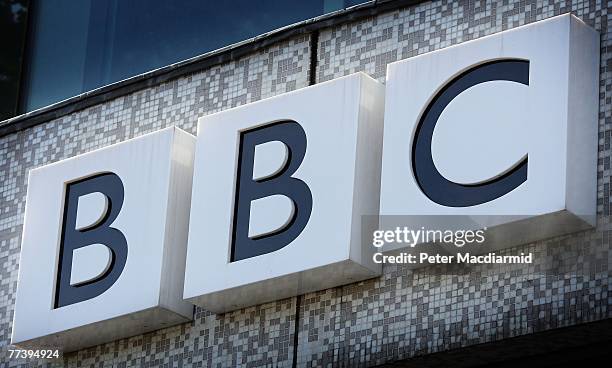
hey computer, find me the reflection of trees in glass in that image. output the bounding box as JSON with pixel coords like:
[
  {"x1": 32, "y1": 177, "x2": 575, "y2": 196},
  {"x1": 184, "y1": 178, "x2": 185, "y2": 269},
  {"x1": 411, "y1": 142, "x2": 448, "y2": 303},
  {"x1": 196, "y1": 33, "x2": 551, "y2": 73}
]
[{"x1": 0, "y1": 0, "x2": 28, "y2": 120}]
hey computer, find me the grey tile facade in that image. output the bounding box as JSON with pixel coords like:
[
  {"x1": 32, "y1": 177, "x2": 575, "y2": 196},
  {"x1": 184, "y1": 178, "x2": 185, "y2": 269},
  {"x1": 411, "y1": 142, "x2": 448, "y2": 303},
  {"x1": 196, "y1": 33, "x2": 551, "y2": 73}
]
[{"x1": 0, "y1": 0, "x2": 610, "y2": 367}]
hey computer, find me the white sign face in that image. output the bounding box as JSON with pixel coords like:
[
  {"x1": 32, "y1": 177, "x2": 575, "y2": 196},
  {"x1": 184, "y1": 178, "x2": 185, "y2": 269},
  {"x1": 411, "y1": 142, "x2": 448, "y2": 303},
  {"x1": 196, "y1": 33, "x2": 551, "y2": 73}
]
[
  {"x1": 184, "y1": 73, "x2": 385, "y2": 312},
  {"x1": 12, "y1": 127, "x2": 196, "y2": 351},
  {"x1": 379, "y1": 14, "x2": 599, "y2": 256}
]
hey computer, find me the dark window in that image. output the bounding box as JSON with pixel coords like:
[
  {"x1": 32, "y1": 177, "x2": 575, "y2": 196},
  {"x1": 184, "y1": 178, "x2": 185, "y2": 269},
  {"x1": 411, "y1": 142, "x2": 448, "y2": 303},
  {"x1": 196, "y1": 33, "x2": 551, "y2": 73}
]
[
  {"x1": 20, "y1": 0, "x2": 368, "y2": 113},
  {"x1": 0, "y1": 0, "x2": 28, "y2": 120}
]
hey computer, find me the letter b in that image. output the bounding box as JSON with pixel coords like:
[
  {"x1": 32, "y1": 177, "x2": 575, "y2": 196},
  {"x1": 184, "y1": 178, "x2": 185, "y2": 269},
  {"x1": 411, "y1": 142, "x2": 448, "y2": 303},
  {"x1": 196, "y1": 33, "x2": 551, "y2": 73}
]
[
  {"x1": 55, "y1": 173, "x2": 128, "y2": 308},
  {"x1": 231, "y1": 121, "x2": 313, "y2": 262}
]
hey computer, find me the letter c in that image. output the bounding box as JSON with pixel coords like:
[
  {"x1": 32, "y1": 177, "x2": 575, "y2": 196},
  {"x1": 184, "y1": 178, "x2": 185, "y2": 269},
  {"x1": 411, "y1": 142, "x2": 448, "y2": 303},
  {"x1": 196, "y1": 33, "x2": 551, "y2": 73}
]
[{"x1": 412, "y1": 59, "x2": 530, "y2": 207}]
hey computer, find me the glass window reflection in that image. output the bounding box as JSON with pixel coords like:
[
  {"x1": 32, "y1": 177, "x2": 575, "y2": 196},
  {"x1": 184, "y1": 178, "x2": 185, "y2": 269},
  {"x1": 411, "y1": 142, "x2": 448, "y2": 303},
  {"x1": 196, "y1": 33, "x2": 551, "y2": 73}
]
[{"x1": 23, "y1": 0, "x2": 368, "y2": 112}]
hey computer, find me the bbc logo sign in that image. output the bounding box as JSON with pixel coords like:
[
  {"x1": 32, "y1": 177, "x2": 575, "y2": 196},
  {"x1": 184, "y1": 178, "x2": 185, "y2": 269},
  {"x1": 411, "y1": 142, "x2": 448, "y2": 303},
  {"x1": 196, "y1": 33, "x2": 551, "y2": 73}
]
[{"x1": 12, "y1": 15, "x2": 599, "y2": 351}]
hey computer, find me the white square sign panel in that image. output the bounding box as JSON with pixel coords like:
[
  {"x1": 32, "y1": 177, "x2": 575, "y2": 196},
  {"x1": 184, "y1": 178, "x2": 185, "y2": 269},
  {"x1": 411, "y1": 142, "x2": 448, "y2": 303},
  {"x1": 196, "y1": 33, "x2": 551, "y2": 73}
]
[
  {"x1": 379, "y1": 14, "x2": 599, "y2": 256},
  {"x1": 12, "y1": 127, "x2": 195, "y2": 351},
  {"x1": 184, "y1": 73, "x2": 385, "y2": 312}
]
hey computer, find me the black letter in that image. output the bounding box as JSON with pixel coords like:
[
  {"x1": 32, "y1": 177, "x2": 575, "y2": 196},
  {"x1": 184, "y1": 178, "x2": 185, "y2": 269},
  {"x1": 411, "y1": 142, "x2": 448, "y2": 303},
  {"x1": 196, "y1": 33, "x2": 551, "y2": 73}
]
[
  {"x1": 231, "y1": 120, "x2": 312, "y2": 262},
  {"x1": 412, "y1": 59, "x2": 530, "y2": 207},
  {"x1": 55, "y1": 173, "x2": 128, "y2": 308}
]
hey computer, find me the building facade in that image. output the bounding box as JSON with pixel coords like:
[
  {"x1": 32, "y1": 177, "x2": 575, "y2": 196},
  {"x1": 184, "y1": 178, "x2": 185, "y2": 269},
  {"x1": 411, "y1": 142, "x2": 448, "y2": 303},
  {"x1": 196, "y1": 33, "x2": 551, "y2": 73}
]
[{"x1": 0, "y1": 0, "x2": 610, "y2": 367}]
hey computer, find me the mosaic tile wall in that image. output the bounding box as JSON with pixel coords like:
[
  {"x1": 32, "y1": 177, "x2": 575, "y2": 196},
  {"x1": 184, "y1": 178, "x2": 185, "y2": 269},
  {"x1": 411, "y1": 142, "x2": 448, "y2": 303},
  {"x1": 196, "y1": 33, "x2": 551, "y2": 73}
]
[
  {"x1": 0, "y1": 36, "x2": 311, "y2": 368},
  {"x1": 1, "y1": 0, "x2": 611, "y2": 367}
]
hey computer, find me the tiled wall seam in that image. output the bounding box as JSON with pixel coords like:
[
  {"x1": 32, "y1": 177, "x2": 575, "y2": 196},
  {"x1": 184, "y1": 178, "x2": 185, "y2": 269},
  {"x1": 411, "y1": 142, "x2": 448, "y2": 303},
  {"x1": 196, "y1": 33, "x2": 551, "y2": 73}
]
[{"x1": 0, "y1": 1, "x2": 610, "y2": 367}]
